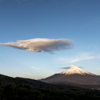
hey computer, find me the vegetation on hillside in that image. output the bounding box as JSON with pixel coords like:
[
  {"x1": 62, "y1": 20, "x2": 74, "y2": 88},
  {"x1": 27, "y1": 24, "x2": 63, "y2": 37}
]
[{"x1": 0, "y1": 75, "x2": 100, "y2": 100}]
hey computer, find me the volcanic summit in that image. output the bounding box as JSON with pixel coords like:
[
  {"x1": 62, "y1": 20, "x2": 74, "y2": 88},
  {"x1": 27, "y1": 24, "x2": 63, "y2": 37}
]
[
  {"x1": 60, "y1": 65, "x2": 95, "y2": 75},
  {"x1": 40, "y1": 65, "x2": 100, "y2": 85}
]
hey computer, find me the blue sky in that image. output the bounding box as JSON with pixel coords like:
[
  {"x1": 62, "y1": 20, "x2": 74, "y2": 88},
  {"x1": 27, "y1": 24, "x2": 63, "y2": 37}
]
[{"x1": 0, "y1": 0, "x2": 100, "y2": 79}]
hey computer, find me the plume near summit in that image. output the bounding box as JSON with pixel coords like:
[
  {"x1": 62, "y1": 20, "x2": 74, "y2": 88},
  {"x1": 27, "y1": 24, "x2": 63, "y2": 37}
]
[{"x1": 0, "y1": 38, "x2": 74, "y2": 53}]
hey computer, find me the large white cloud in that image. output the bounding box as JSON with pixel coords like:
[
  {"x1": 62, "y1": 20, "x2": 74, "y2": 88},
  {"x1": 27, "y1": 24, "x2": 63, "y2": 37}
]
[{"x1": 0, "y1": 38, "x2": 74, "y2": 53}]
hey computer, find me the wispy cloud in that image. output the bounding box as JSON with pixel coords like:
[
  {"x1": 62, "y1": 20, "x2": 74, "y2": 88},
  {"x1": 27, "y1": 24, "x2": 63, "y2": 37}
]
[
  {"x1": 18, "y1": 62, "x2": 40, "y2": 70},
  {"x1": 0, "y1": 38, "x2": 74, "y2": 53},
  {"x1": 31, "y1": 66, "x2": 40, "y2": 70},
  {"x1": 57, "y1": 53, "x2": 100, "y2": 63},
  {"x1": 61, "y1": 66, "x2": 83, "y2": 69}
]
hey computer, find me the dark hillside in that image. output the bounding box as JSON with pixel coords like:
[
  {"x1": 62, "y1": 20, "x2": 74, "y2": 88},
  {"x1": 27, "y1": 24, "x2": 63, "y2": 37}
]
[{"x1": 0, "y1": 74, "x2": 100, "y2": 100}]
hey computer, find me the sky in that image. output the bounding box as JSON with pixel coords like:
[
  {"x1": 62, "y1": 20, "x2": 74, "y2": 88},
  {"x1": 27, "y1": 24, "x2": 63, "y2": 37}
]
[{"x1": 0, "y1": 0, "x2": 100, "y2": 79}]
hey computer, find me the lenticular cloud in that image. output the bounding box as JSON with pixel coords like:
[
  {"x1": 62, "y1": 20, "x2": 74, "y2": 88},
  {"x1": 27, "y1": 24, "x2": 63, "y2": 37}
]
[{"x1": 0, "y1": 38, "x2": 74, "y2": 53}]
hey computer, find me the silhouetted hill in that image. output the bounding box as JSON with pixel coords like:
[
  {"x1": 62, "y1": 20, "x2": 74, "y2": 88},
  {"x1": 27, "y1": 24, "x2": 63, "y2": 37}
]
[{"x1": 0, "y1": 74, "x2": 100, "y2": 100}]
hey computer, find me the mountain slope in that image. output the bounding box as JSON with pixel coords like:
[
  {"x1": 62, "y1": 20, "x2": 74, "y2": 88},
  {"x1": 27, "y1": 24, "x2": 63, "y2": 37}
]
[{"x1": 40, "y1": 65, "x2": 100, "y2": 85}]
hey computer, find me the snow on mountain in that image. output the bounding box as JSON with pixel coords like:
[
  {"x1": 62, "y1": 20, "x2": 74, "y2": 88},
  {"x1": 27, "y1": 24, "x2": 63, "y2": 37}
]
[
  {"x1": 40, "y1": 65, "x2": 100, "y2": 85},
  {"x1": 60, "y1": 65, "x2": 96, "y2": 75}
]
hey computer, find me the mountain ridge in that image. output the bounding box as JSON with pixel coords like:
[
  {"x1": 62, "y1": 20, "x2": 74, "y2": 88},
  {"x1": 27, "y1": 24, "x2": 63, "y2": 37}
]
[{"x1": 40, "y1": 65, "x2": 100, "y2": 85}]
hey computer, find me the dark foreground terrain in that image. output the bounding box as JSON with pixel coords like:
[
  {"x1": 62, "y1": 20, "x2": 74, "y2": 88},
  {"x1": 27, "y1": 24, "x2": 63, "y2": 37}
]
[{"x1": 0, "y1": 74, "x2": 100, "y2": 100}]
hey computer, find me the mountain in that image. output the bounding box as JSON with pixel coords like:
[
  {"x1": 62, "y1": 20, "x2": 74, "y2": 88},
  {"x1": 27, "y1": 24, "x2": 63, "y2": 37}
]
[
  {"x1": 40, "y1": 65, "x2": 100, "y2": 86},
  {"x1": 60, "y1": 65, "x2": 96, "y2": 75},
  {"x1": 1, "y1": 73, "x2": 100, "y2": 100}
]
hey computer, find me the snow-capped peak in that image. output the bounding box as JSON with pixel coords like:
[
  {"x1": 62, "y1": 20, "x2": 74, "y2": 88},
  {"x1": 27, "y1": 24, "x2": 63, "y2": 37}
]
[
  {"x1": 60, "y1": 65, "x2": 95, "y2": 75},
  {"x1": 69, "y1": 65, "x2": 80, "y2": 69}
]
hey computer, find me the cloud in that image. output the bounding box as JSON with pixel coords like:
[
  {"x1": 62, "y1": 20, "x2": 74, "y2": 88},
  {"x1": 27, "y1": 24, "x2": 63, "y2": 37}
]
[
  {"x1": 61, "y1": 66, "x2": 83, "y2": 69},
  {"x1": 31, "y1": 66, "x2": 40, "y2": 70},
  {"x1": 0, "y1": 38, "x2": 74, "y2": 53},
  {"x1": 57, "y1": 53, "x2": 100, "y2": 63},
  {"x1": 18, "y1": 62, "x2": 40, "y2": 70}
]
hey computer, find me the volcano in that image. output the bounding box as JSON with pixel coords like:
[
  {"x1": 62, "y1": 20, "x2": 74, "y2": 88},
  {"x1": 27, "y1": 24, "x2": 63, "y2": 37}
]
[{"x1": 40, "y1": 65, "x2": 100, "y2": 85}]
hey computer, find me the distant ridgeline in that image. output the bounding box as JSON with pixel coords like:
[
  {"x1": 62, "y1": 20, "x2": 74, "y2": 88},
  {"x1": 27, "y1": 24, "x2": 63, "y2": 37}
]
[{"x1": 0, "y1": 73, "x2": 100, "y2": 99}]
